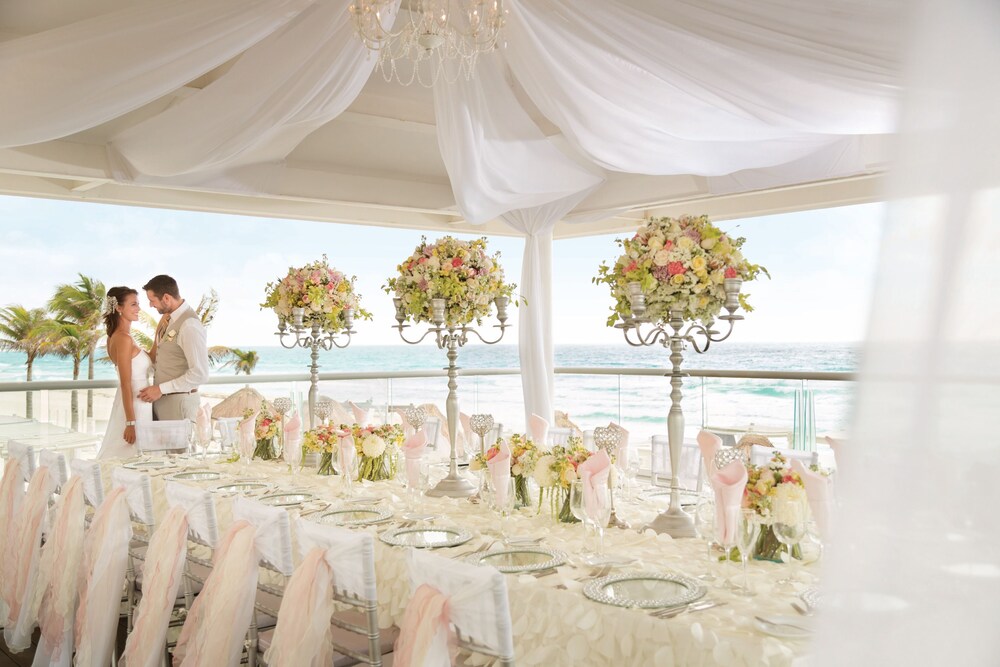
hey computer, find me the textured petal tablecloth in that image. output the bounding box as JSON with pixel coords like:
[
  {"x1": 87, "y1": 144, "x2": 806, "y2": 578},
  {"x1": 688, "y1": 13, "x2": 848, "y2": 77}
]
[{"x1": 99, "y1": 458, "x2": 816, "y2": 666}]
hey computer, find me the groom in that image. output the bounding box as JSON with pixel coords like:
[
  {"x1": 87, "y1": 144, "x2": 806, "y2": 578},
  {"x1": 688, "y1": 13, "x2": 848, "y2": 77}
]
[{"x1": 138, "y1": 275, "x2": 209, "y2": 421}]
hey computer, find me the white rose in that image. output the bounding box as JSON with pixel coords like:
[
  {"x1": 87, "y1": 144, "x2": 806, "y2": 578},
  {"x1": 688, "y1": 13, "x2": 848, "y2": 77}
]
[
  {"x1": 426, "y1": 256, "x2": 441, "y2": 270},
  {"x1": 647, "y1": 236, "x2": 664, "y2": 251},
  {"x1": 701, "y1": 237, "x2": 718, "y2": 250},
  {"x1": 678, "y1": 236, "x2": 695, "y2": 251},
  {"x1": 533, "y1": 455, "x2": 556, "y2": 487},
  {"x1": 652, "y1": 249, "x2": 671, "y2": 267},
  {"x1": 361, "y1": 435, "x2": 386, "y2": 458},
  {"x1": 511, "y1": 463, "x2": 523, "y2": 477}
]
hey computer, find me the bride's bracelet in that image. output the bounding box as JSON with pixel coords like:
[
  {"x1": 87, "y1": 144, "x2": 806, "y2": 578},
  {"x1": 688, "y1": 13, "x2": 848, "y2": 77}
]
[{"x1": 125, "y1": 420, "x2": 136, "y2": 427}]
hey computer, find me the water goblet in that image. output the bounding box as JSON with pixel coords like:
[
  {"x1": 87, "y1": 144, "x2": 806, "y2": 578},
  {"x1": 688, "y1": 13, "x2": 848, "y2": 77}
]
[
  {"x1": 571, "y1": 478, "x2": 612, "y2": 564},
  {"x1": 569, "y1": 479, "x2": 593, "y2": 555},
  {"x1": 402, "y1": 460, "x2": 435, "y2": 521},
  {"x1": 490, "y1": 477, "x2": 516, "y2": 543},
  {"x1": 335, "y1": 443, "x2": 357, "y2": 499},
  {"x1": 773, "y1": 520, "x2": 808, "y2": 584},
  {"x1": 285, "y1": 440, "x2": 302, "y2": 479},
  {"x1": 734, "y1": 509, "x2": 761, "y2": 597}
]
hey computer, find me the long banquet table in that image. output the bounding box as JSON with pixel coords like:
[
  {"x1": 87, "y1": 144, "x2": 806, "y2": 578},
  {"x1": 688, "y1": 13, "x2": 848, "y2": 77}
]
[{"x1": 98, "y1": 456, "x2": 819, "y2": 666}]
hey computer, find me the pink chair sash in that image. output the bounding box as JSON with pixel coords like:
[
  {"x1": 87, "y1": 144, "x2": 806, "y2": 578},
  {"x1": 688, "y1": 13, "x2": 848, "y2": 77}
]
[
  {"x1": 3, "y1": 465, "x2": 51, "y2": 650},
  {"x1": 528, "y1": 413, "x2": 549, "y2": 446},
  {"x1": 577, "y1": 449, "x2": 611, "y2": 519},
  {"x1": 262, "y1": 547, "x2": 335, "y2": 667},
  {"x1": 75, "y1": 486, "x2": 133, "y2": 667},
  {"x1": 122, "y1": 505, "x2": 189, "y2": 667},
  {"x1": 34, "y1": 476, "x2": 85, "y2": 667},
  {"x1": 173, "y1": 520, "x2": 260, "y2": 667},
  {"x1": 0, "y1": 458, "x2": 25, "y2": 623},
  {"x1": 393, "y1": 583, "x2": 453, "y2": 667},
  {"x1": 709, "y1": 460, "x2": 748, "y2": 546}
]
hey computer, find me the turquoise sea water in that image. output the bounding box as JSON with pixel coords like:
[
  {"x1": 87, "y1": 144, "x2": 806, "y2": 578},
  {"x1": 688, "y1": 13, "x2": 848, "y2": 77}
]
[{"x1": 0, "y1": 343, "x2": 858, "y2": 442}]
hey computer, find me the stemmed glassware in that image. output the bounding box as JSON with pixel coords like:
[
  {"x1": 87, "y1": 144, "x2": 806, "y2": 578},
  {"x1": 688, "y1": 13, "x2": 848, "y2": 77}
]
[
  {"x1": 716, "y1": 507, "x2": 740, "y2": 588},
  {"x1": 469, "y1": 414, "x2": 494, "y2": 501},
  {"x1": 693, "y1": 497, "x2": 717, "y2": 581},
  {"x1": 483, "y1": 476, "x2": 515, "y2": 543},
  {"x1": 773, "y1": 519, "x2": 807, "y2": 584},
  {"x1": 593, "y1": 426, "x2": 629, "y2": 529},
  {"x1": 734, "y1": 509, "x2": 761, "y2": 597},
  {"x1": 335, "y1": 440, "x2": 357, "y2": 499},
  {"x1": 570, "y1": 478, "x2": 612, "y2": 565},
  {"x1": 285, "y1": 437, "x2": 302, "y2": 480},
  {"x1": 273, "y1": 397, "x2": 292, "y2": 460}
]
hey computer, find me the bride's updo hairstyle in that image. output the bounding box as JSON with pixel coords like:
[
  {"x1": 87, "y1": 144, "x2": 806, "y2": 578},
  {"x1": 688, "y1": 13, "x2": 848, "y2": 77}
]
[{"x1": 104, "y1": 286, "x2": 138, "y2": 337}]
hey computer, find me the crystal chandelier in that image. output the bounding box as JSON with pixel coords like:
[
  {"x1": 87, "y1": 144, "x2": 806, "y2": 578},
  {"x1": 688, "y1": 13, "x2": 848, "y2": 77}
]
[{"x1": 349, "y1": 0, "x2": 504, "y2": 87}]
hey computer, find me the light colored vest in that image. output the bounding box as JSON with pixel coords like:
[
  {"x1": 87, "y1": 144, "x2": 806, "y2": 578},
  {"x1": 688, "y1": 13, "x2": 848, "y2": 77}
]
[{"x1": 154, "y1": 307, "x2": 199, "y2": 387}]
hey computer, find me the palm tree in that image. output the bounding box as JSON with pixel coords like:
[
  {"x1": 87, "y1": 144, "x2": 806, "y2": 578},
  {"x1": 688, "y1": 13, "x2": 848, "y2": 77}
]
[
  {"x1": 49, "y1": 274, "x2": 105, "y2": 419},
  {"x1": 0, "y1": 306, "x2": 53, "y2": 418},
  {"x1": 44, "y1": 320, "x2": 88, "y2": 429},
  {"x1": 209, "y1": 347, "x2": 260, "y2": 375}
]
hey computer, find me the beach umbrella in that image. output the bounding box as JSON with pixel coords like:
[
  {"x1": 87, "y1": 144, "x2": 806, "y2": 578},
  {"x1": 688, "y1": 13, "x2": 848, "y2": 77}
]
[{"x1": 211, "y1": 386, "x2": 273, "y2": 419}]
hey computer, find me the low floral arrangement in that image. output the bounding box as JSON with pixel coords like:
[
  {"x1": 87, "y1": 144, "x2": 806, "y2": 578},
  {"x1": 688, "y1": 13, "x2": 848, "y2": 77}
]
[
  {"x1": 531, "y1": 437, "x2": 592, "y2": 523},
  {"x1": 385, "y1": 236, "x2": 517, "y2": 327},
  {"x1": 470, "y1": 433, "x2": 539, "y2": 508},
  {"x1": 594, "y1": 214, "x2": 768, "y2": 326},
  {"x1": 343, "y1": 423, "x2": 405, "y2": 482},
  {"x1": 261, "y1": 255, "x2": 371, "y2": 332},
  {"x1": 744, "y1": 452, "x2": 809, "y2": 561},
  {"x1": 302, "y1": 423, "x2": 347, "y2": 475},
  {"x1": 241, "y1": 403, "x2": 279, "y2": 461}
]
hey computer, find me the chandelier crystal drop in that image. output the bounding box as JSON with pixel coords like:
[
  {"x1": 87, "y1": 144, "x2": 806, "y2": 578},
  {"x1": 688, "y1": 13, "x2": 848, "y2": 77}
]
[{"x1": 349, "y1": 0, "x2": 505, "y2": 87}]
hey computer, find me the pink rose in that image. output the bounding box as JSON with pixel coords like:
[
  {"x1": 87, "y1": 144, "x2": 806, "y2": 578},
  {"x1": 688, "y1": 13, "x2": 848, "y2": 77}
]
[
  {"x1": 725, "y1": 267, "x2": 738, "y2": 279},
  {"x1": 452, "y1": 257, "x2": 464, "y2": 268},
  {"x1": 667, "y1": 262, "x2": 686, "y2": 276},
  {"x1": 625, "y1": 261, "x2": 639, "y2": 273}
]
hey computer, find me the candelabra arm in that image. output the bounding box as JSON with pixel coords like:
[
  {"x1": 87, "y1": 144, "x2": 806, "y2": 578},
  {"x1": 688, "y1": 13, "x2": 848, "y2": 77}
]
[
  {"x1": 622, "y1": 322, "x2": 669, "y2": 347},
  {"x1": 464, "y1": 323, "x2": 507, "y2": 345},
  {"x1": 276, "y1": 330, "x2": 307, "y2": 350},
  {"x1": 396, "y1": 325, "x2": 442, "y2": 346},
  {"x1": 329, "y1": 331, "x2": 354, "y2": 349}
]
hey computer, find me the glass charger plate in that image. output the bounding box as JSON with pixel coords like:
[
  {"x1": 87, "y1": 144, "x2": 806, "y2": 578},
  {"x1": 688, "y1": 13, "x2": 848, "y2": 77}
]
[
  {"x1": 259, "y1": 492, "x2": 315, "y2": 507},
  {"x1": 379, "y1": 526, "x2": 473, "y2": 549},
  {"x1": 169, "y1": 470, "x2": 224, "y2": 481},
  {"x1": 584, "y1": 572, "x2": 706, "y2": 609},
  {"x1": 215, "y1": 481, "x2": 272, "y2": 494},
  {"x1": 123, "y1": 459, "x2": 171, "y2": 470},
  {"x1": 466, "y1": 547, "x2": 567, "y2": 574},
  {"x1": 319, "y1": 506, "x2": 393, "y2": 526}
]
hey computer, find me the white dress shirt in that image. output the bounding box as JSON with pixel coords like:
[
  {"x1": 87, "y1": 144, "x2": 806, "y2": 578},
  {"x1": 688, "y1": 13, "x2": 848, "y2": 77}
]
[{"x1": 158, "y1": 301, "x2": 210, "y2": 394}]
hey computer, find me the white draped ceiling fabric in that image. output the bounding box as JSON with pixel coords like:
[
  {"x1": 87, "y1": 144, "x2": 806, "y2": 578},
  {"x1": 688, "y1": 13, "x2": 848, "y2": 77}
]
[{"x1": 0, "y1": 0, "x2": 900, "y2": 424}]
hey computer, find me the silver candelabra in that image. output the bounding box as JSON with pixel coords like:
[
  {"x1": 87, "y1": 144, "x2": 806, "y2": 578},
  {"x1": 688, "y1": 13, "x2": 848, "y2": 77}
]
[
  {"x1": 394, "y1": 296, "x2": 509, "y2": 498},
  {"x1": 276, "y1": 306, "x2": 356, "y2": 429},
  {"x1": 617, "y1": 278, "x2": 744, "y2": 537}
]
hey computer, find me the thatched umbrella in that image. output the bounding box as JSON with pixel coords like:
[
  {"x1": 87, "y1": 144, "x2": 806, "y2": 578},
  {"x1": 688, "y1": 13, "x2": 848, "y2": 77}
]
[{"x1": 211, "y1": 386, "x2": 274, "y2": 419}]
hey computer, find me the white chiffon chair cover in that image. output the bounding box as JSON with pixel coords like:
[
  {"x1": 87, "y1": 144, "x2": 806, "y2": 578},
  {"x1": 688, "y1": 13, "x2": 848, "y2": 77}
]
[
  {"x1": 74, "y1": 486, "x2": 133, "y2": 667},
  {"x1": 231, "y1": 496, "x2": 294, "y2": 575},
  {"x1": 112, "y1": 467, "x2": 156, "y2": 527},
  {"x1": 136, "y1": 420, "x2": 192, "y2": 454},
  {"x1": 263, "y1": 520, "x2": 375, "y2": 666},
  {"x1": 38, "y1": 450, "x2": 69, "y2": 492},
  {"x1": 164, "y1": 482, "x2": 219, "y2": 547},
  {"x1": 121, "y1": 505, "x2": 189, "y2": 667},
  {"x1": 32, "y1": 476, "x2": 85, "y2": 667},
  {"x1": 2, "y1": 465, "x2": 52, "y2": 650},
  {"x1": 6, "y1": 440, "x2": 34, "y2": 481},
  {"x1": 394, "y1": 549, "x2": 513, "y2": 667},
  {"x1": 547, "y1": 427, "x2": 572, "y2": 446},
  {"x1": 173, "y1": 520, "x2": 259, "y2": 667},
  {"x1": 0, "y1": 458, "x2": 25, "y2": 623},
  {"x1": 708, "y1": 459, "x2": 748, "y2": 546},
  {"x1": 70, "y1": 458, "x2": 104, "y2": 508}
]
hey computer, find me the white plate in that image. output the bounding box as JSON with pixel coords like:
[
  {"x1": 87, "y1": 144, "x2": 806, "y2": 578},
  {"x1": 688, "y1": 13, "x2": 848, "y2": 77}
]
[
  {"x1": 379, "y1": 526, "x2": 473, "y2": 549},
  {"x1": 169, "y1": 470, "x2": 223, "y2": 481},
  {"x1": 259, "y1": 492, "x2": 315, "y2": 507},
  {"x1": 123, "y1": 459, "x2": 171, "y2": 470},
  {"x1": 318, "y1": 506, "x2": 393, "y2": 526},
  {"x1": 754, "y1": 615, "x2": 813, "y2": 639}
]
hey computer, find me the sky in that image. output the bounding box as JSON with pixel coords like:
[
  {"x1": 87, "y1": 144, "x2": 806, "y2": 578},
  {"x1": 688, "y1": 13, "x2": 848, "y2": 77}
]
[{"x1": 0, "y1": 194, "x2": 884, "y2": 346}]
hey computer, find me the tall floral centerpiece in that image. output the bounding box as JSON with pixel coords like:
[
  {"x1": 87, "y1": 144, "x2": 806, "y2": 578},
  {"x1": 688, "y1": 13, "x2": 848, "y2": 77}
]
[
  {"x1": 470, "y1": 434, "x2": 539, "y2": 508},
  {"x1": 595, "y1": 215, "x2": 768, "y2": 538},
  {"x1": 302, "y1": 423, "x2": 345, "y2": 476},
  {"x1": 251, "y1": 401, "x2": 280, "y2": 461},
  {"x1": 744, "y1": 453, "x2": 809, "y2": 561},
  {"x1": 532, "y1": 438, "x2": 593, "y2": 523},
  {"x1": 262, "y1": 256, "x2": 370, "y2": 429},
  {"x1": 345, "y1": 423, "x2": 405, "y2": 482},
  {"x1": 387, "y1": 236, "x2": 516, "y2": 498}
]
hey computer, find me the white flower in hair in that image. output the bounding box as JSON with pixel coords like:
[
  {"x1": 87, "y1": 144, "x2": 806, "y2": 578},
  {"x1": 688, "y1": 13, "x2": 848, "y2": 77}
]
[{"x1": 103, "y1": 295, "x2": 119, "y2": 316}]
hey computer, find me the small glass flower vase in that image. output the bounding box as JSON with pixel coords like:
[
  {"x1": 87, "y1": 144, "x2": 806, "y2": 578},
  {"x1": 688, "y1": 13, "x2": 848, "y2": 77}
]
[
  {"x1": 753, "y1": 523, "x2": 802, "y2": 562},
  {"x1": 254, "y1": 437, "x2": 277, "y2": 461},
  {"x1": 555, "y1": 487, "x2": 579, "y2": 524},
  {"x1": 317, "y1": 451, "x2": 336, "y2": 476},
  {"x1": 514, "y1": 475, "x2": 532, "y2": 509},
  {"x1": 359, "y1": 454, "x2": 394, "y2": 482}
]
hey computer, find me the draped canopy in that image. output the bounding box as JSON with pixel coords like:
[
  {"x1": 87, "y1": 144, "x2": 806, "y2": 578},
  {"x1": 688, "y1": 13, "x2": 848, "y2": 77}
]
[{"x1": 0, "y1": 0, "x2": 903, "y2": 422}]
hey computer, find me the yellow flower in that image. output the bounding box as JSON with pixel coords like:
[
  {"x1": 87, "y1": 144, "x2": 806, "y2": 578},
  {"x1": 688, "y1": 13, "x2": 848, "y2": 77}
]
[
  {"x1": 561, "y1": 467, "x2": 577, "y2": 485},
  {"x1": 671, "y1": 274, "x2": 685, "y2": 285},
  {"x1": 690, "y1": 256, "x2": 707, "y2": 272}
]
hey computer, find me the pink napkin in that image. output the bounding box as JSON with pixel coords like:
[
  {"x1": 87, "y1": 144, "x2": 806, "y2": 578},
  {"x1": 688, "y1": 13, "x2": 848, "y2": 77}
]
[
  {"x1": 577, "y1": 449, "x2": 611, "y2": 520},
  {"x1": 792, "y1": 459, "x2": 833, "y2": 539},
  {"x1": 402, "y1": 432, "x2": 428, "y2": 489},
  {"x1": 697, "y1": 430, "x2": 723, "y2": 475},
  {"x1": 609, "y1": 421, "x2": 630, "y2": 467},
  {"x1": 337, "y1": 434, "x2": 356, "y2": 477},
  {"x1": 528, "y1": 413, "x2": 548, "y2": 446},
  {"x1": 708, "y1": 459, "x2": 748, "y2": 546},
  {"x1": 283, "y1": 412, "x2": 301, "y2": 445},
  {"x1": 486, "y1": 440, "x2": 512, "y2": 508},
  {"x1": 349, "y1": 401, "x2": 368, "y2": 425},
  {"x1": 196, "y1": 403, "x2": 212, "y2": 446}
]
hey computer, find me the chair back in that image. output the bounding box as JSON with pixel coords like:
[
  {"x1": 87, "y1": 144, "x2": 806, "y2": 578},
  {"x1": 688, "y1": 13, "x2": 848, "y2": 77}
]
[
  {"x1": 70, "y1": 458, "x2": 104, "y2": 508},
  {"x1": 407, "y1": 549, "x2": 514, "y2": 665},
  {"x1": 231, "y1": 496, "x2": 294, "y2": 576},
  {"x1": 164, "y1": 481, "x2": 219, "y2": 547},
  {"x1": 215, "y1": 417, "x2": 241, "y2": 451},
  {"x1": 422, "y1": 418, "x2": 441, "y2": 451},
  {"x1": 750, "y1": 444, "x2": 818, "y2": 468},
  {"x1": 298, "y1": 519, "x2": 377, "y2": 602},
  {"x1": 136, "y1": 420, "x2": 191, "y2": 454},
  {"x1": 547, "y1": 427, "x2": 573, "y2": 446},
  {"x1": 111, "y1": 467, "x2": 155, "y2": 529},
  {"x1": 38, "y1": 449, "x2": 68, "y2": 492},
  {"x1": 7, "y1": 439, "x2": 34, "y2": 481}
]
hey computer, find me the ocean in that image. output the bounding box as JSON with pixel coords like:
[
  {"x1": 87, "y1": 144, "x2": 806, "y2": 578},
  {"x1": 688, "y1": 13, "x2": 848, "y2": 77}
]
[{"x1": 0, "y1": 343, "x2": 858, "y2": 443}]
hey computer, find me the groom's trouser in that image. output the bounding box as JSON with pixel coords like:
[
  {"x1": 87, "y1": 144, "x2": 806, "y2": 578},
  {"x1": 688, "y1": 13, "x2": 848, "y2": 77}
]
[{"x1": 153, "y1": 392, "x2": 200, "y2": 421}]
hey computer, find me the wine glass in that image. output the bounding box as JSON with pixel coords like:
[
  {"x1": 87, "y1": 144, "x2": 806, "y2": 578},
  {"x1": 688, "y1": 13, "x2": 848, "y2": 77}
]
[
  {"x1": 734, "y1": 509, "x2": 761, "y2": 597},
  {"x1": 335, "y1": 442, "x2": 357, "y2": 499},
  {"x1": 285, "y1": 438, "x2": 302, "y2": 479},
  {"x1": 490, "y1": 476, "x2": 515, "y2": 543},
  {"x1": 569, "y1": 479, "x2": 593, "y2": 556},
  {"x1": 625, "y1": 455, "x2": 641, "y2": 501},
  {"x1": 693, "y1": 497, "x2": 717, "y2": 581},
  {"x1": 773, "y1": 519, "x2": 808, "y2": 584},
  {"x1": 402, "y1": 459, "x2": 432, "y2": 521},
  {"x1": 571, "y1": 477, "x2": 611, "y2": 564},
  {"x1": 716, "y1": 505, "x2": 740, "y2": 588}
]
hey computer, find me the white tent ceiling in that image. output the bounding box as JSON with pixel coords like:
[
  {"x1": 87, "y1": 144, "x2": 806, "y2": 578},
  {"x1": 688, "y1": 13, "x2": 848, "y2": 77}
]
[{"x1": 0, "y1": 0, "x2": 896, "y2": 239}]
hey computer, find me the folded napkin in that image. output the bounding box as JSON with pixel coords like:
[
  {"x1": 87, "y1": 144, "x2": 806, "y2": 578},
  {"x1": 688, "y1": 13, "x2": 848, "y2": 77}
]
[
  {"x1": 577, "y1": 449, "x2": 611, "y2": 521},
  {"x1": 283, "y1": 412, "x2": 301, "y2": 446},
  {"x1": 697, "y1": 430, "x2": 723, "y2": 474},
  {"x1": 791, "y1": 459, "x2": 833, "y2": 539},
  {"x1": 486, "y1": 440, "x2": 512, "y2": 508},
  {"x1": 402, "y1": 432, "x2": 428, "y2": 490},
  {"x1": 237, "y1": 412, "x2": 257, "y2": 459},
  {"x1": 528, "y1": 413, "x2": 549, "y2": 447},
  {"x1": 349, "y1": 401, "x2": 368, "y2": 425},
  {"x1": 709, "y1": 459, "x2": 748, "y2": 547},
  {"x1": 196, "y1": 403, "x2": 213, "y2": 446}
]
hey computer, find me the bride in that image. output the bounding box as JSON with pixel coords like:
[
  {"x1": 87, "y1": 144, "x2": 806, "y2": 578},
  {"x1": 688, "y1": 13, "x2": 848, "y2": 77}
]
[{"x1": 97, "y1": 286, "x2": 153, "y2": 460}]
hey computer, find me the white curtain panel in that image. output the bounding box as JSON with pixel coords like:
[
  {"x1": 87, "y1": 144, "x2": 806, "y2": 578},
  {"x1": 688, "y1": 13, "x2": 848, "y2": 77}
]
[
  {"x1": 0, "y1": 0, "x2": 318, "y2": 147},
  {"x1": 816, "y1": 0, "x2": 1000, "y2": 664},
  {"x1": 109, "y1": 0, "x2": 398, "y2": 180},
  {"x1": 503, "y1": 0, "x2": 898, "y2": 176}
]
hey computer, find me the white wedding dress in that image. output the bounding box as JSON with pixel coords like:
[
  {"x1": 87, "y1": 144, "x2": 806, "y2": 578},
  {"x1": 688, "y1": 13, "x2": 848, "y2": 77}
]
[{"x1": 97, "y1": 349, "x2": 153, "y2": 460}]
